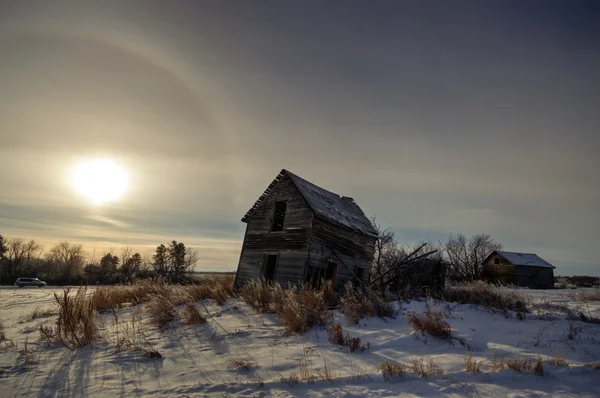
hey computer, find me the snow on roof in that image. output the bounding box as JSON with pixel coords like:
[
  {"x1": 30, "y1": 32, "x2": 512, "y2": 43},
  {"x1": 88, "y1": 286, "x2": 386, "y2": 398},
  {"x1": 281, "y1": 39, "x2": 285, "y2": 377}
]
[
  {"x1": 285, "y1": 170, "x2": 378, "y2": 238},
  {"x1": 241, "y1": 169, "x2": 378, "y2": 238},
  {"x1": 495, "y1": 251, "x2": 555, "y2": 268}
]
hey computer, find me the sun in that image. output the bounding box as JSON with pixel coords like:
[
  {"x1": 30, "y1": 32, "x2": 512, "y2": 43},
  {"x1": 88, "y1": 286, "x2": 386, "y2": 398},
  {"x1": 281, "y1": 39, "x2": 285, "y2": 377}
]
[{"x1": 71, "y1": 158, "x2": 129, "y2": 204}]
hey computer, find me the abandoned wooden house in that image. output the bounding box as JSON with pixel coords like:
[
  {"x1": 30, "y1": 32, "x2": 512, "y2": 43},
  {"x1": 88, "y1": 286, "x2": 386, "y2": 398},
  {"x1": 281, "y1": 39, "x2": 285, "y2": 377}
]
[
  {"x1": 482, "y1": 250, "x2": 555, "y2": 289},
  {"x1": 233, "y1": 169, "x2": 378, "y2": 292}
]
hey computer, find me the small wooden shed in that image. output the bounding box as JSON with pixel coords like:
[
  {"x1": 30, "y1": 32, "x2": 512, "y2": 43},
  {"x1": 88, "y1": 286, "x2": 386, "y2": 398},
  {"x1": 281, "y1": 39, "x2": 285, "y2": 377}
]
[
  {"x1": 234, "y1": 169, "x2": 378, "y2": 292},
  {"x1": 482, "y1": 250, "x2": 555, "y2": 289}
]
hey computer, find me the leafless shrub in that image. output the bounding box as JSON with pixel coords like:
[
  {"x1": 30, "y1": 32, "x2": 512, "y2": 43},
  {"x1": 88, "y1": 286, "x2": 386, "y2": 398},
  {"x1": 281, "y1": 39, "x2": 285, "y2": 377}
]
[
  {"x1": 566, "y1": 321, "x2": 584, "y2": 340},
  {"x1": 182, "y1": 302, "x2": 206, "y2": 325},
  {"x1": 442, "y1": 281, "x2": 529, "y2": 313},
  {"x1": 407, "y1": 309, "x2": 452, "y2": 341},
  {"x1": 52, "y1": 287, "x2": 99, "y2": 349},
  {"x1": 380, "y1": 360, "x2": 405, "y2": 381},
  {"x1": 38, "y1": 324, "x2": 55, "y2": 342},
  {"x1": 411, "y1": 356, "x2": 444, "y2": 378},
  {"x1": 147, "y1": 295, "x2": 176, "y2": 329},
  {"x1": 465, "y1": 353, "x2": 482, "y2": 373}
]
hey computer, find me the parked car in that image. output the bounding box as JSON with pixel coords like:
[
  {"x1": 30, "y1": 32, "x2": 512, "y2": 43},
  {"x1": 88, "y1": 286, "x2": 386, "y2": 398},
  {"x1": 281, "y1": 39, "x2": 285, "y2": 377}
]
[{"x1": 14, "y1": 277, "x2": 47, "y2": 288}]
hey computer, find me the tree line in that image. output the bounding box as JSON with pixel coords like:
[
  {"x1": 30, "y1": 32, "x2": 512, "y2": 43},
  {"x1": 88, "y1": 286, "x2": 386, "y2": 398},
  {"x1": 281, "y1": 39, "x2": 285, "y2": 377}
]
[{"x1": 0, "y1": 234, "x2": 198, "y2": 285}]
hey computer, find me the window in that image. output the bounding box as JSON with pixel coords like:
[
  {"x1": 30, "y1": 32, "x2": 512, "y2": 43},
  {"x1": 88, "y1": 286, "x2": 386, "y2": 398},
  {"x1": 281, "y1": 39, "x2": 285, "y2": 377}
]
[
  {"x1": 263, "y1": 254, "x2": 278, "y2": 282},
  {"x1": 494, "y1": 258, "x2": 500, "y2": 265},
  {"x1": 271, "y1": 201, "x2": 287, "y2": 232}
]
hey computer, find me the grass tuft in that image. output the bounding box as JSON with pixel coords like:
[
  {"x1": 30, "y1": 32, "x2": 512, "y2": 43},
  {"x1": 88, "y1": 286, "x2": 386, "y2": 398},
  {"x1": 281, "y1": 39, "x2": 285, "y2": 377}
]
[
  {"x1": 410, "y1": 356, "x2": 444, "y2": 378},
  {"x1": 465, "y1": 353, "x2": 482, "y2": 373},
  {"x1": 380, "y1": 360, "x2": 405, "y2": 381},
  {"x1": 147, "y1": 295, "x2": 176, "y2": 329},
  {"x1": 0, "y1": 320, "x2": 5, "y2": 340},
  {"x1": 52, "y1": 287, "x2": 99, "y2": 349},
  {"x1": 407, "y1": 308, "x2": 452, "y2": 341},
  {"x1": 182, "y1": 302, "x2": 206, "y2": 325}
]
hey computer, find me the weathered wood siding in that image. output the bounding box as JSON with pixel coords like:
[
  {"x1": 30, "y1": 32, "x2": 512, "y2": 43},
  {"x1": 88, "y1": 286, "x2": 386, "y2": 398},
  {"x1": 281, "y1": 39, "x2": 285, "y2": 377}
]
[
  {"x1": 482, "y1": 254, "x2": 515, "y2": 285},
  {"x1": 234, "y1": 174, "x2": 313, "y2": 289},
  {"x1": 307, "y1": 218, "x2": 377, "y2": 292},
  {"x1": 514, "y1": 266, "x2": 554, "y2": 289}
]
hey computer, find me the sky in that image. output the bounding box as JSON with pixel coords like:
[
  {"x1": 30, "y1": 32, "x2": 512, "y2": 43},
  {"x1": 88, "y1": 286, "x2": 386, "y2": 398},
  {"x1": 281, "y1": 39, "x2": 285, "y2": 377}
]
[{"x1": 0, "y1": 1, "x2": 599, "y2": 275}]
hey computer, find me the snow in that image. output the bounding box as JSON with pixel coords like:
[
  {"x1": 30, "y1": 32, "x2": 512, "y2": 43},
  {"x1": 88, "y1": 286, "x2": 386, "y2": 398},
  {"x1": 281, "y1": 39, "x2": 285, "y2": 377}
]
[{"x1": 1, "y1": 286, "x2": 599, "y2": 397}]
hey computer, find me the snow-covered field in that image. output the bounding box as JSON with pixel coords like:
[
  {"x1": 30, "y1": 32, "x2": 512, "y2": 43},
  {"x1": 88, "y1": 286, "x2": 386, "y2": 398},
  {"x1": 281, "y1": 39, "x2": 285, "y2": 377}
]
[{"x1": 1, "y1": 286, "x2": 599, "y2": 397}]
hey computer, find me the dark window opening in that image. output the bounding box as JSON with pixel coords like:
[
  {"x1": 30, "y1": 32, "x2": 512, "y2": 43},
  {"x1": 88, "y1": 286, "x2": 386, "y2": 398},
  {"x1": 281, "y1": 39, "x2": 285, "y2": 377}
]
[
  {"x1": 271, "y1": 201, "x2": 287, "y2": 232},
  {"x1": 494, "y1": 258, "x2": 500, "y2": 265},
  {"x1": 263, "y1": 254, "x2": 278, "y2": 282}
]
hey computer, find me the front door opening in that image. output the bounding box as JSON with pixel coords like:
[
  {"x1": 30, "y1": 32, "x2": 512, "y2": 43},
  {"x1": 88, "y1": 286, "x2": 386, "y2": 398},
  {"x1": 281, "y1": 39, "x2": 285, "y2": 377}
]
[
  {"x1": 263, "y1": 254, "x2": 278, "y2": 282},
  {"x1": 325, "y1": 262, "x2": 338, "y2": 286}
]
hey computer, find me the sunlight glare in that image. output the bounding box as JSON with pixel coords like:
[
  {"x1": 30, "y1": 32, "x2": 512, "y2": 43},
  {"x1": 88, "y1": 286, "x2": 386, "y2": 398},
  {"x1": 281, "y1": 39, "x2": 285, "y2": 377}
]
[{"x1": 71, "y1": 158, "x2": 129, "y2": 204}]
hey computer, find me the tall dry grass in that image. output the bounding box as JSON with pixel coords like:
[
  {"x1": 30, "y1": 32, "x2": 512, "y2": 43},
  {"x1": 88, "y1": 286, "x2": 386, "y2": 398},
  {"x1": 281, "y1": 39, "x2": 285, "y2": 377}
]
[
  {"x1": 240, "y1": 281, "x2": 331, "y2": 335},
  {"x1": 91, "y1": 274, "x2": 235, "y2": 313},
  {"x1": 44, "y1": 287, "x2": 99, "y2": 349},
  {"x1": 566, "y1": 289, "x2": 600, "y2": 302},
  {"x1": 340, "y1": 283, "x2": 395, "y2": 325},
  {"x1": 442, "y1": 281, "x2": 530, "y2": 313},
  {"x1": 0, "y1": 320, "x2": 5, "y2": 340}
]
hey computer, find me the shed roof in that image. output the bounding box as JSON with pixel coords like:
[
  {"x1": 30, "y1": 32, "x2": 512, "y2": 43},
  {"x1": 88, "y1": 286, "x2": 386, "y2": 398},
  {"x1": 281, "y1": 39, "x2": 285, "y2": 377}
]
[
  {"x1": 492, "y1": 251, "x2": 555, "y2": 269},
  {"x1": 241, "y1": 169, "x2": 378, "y2": 238}
]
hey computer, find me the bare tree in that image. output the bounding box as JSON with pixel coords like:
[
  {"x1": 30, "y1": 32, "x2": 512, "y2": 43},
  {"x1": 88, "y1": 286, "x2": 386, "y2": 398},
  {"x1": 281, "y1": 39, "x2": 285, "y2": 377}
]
[
  {"x1": 3, "y1": 238, "x2": 43, "y2": 279},
  {"x1": 46, "y1": 242, "x2": 86, "y2": 283},
  {"x1": 371, "y1": 220, "x2": 405, "y2": 280},
  {"x1": 441, "y1": 233, "x2": 502, "y2": 281}
]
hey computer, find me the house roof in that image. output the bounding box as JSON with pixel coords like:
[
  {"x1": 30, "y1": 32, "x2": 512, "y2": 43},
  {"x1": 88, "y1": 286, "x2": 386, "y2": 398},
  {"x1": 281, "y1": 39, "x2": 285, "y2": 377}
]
[
  {"x1": 241, "y1": 169, "x2": 379, "y2": 238},
  {"x1": 491, "y1": 251, "x2": 555, "y2": 269}
]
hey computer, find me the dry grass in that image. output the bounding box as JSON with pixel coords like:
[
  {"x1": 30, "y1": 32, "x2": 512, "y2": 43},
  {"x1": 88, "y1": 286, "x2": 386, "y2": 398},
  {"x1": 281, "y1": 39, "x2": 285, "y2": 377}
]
[
  {"x1": 327, "y1": 322, "x2": 368, "y2": 352},
  {"x1": 182, "y1": 302, "x2": 206, "y2": 325},
  {"x1": 587, "y1": 361, "x2": 600, "y2": 370},
  {"x1": 410, "y1": 356, "x2": 444, "y2": 378},
  {"x1": 47, "y1": 287, "x2": 99, "y2": 349},
  {"x1": 28, "y1": 308, "x2": 57, "y2": 321},
  {"x1": 442, "y1": 281, "x2": 530, "y2": 313},
  {"x1": 0, "y1": 320, "x2": 5, "y2": 340},
  {"x1": 492, "y1": 354, "x2": 545, "y2": 375},
  {"x1": 92, "y1": 275, "x2": 235, "y2": 313},
  {"x1": 380, "y1": 360, "x2": 405, "y2": 381},
  {"x1": 465, "y1": 353, "x2": 482, "y2": 373},
  {"x1": 340, "y1": 283, "x2": 376, "y2": 325},
  {"x1": 147, "y1": 295, "x2": 176, "y2": 329},
  {"x1": 567, "y1": 289, "x2": 600, "y2": 302},
  {"x1": 328, "y1": 322, "x2": 345, "y2": 345},
  {"x1": 113, "y1": 310, "x2": 162, "y2": 360},
  {"x1": 547, "y1": 351, "x2": 569, "y2": 367},
  {"x1": 241, "y1": 281, "x2": 331, "y2": 335},
  {"x1": 227, "y1": 356, "x2": 255, "y2": 371},
  {"x1": 407, "y1": 309, "x2": 452, "y2": 341}
]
